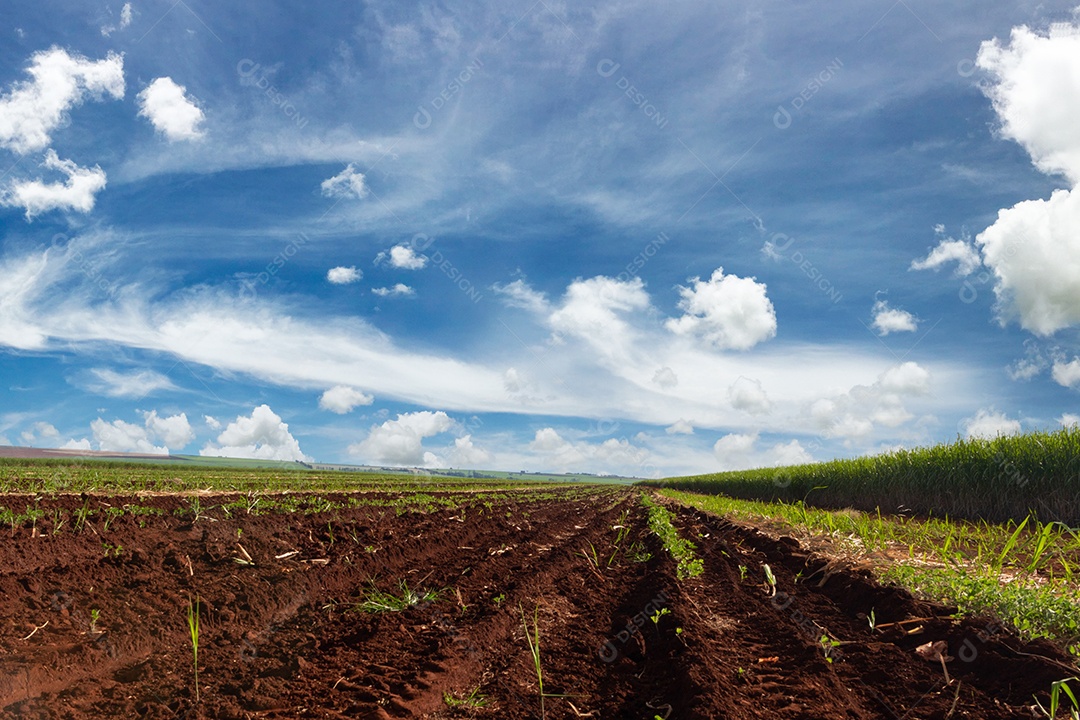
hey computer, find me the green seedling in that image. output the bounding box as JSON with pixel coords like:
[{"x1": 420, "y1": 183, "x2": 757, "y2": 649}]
[
  {"x1": 738, "y1": 565, "x2": 748, "y2": 581},
  {"x1": 73, "y1": 501, "x2": 94, "y2": 532},
  {"x1": 186, "y1": 597, "x2": 201, "y2": 702},
  {"x1": 819, "y1": 633, "x2": 841, "y2": 664},
  {"x1": 763, "y1": 564, "x2": 777, "y2": 597},
  {"x1": 493, "y1": 593, "x2": 506, "y2": 605},
  {"x1": 520, "y1": 603, "x2": 545, "y2": 719},
  {"x1": 650, "y1": 607, "x2": 671, "y2": 625},
  {"x1": 356, "y1": 581, "x2": 442, "y2": 613},
  {"x1": 443, "y1": 687, "x2": 488, "y2": 709},
  {"x1": 102, "y1": 506, "x2": 124, "y2": 532},
  {"x1": 867, "y1": 608, "x2": 877, "y2": 633},
  {"x1": 0, "y1": 507, "x2": 17, "y2": 536},
  {"x1": 89, "y1": 608, "x2": 100, "y2": 634},
  {"x1": 1035, "y1": 676, "x2": 1080, "y2": 719},
  {"x1": 50, "y1": 508, "x2": 66, "y2": 535}
]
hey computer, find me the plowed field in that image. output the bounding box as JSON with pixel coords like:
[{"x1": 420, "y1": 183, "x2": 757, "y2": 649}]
[{"x1": 0, "y1": 487, "x2": 1071, "y2": 718}]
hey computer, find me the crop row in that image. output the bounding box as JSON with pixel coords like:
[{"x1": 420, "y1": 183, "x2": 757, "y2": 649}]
[
  {"x1": 0, "y1": 458, "x2": 602, "y2": 495},
  {"x1": 660, "y1": 489, "x2": 1080, "y2": 655},
  {"x1": 644, "y1": 427, "x2": 1080, "y2": 523}
]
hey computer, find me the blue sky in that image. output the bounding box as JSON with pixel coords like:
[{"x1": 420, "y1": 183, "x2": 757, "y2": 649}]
[{"x1": 1, "y1": 0, "x2": 1079, "y2": 476}]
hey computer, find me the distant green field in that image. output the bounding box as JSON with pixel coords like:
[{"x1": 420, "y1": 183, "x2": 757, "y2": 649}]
[
  {"x1": 642, "y1": 428, "x2": 1080, "y2": 523},
  {"x1": 0, "y1": 458, "x2": 591, "y2": 495}
]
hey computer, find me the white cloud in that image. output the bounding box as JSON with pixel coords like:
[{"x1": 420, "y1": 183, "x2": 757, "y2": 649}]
[
  {"x1": 974, "y1": 23, "x2": 1080, "y2": 335},
  {"x1": 2, "y1": 150, "x2": 107, "y2": 219},
  {"x1": 372, "y1": 283, "x2": 415, "y2": 297},
  {"x1": 879, "y1": 362, "x2": 931, "y2": 394},
  {"x1": 204, "y1": 415, "x2": 221, "y2": 430},
  {"x1": 349, "y1": 410, "x2": 454, "y2": 465},
  {"x1": 1060, "y1": 413, "x2": 1080, "y2": 428},
  {"x1": 327, "y1": 266, "x2": 361, "y2": 284},
  {"x1": 20, "y1": 421, "x2": 59, "y2": 446},
  {"x1": 388, "y1": 245, "x2": 427, "y2": 270},
  {"x1": 527, "y1": 427, "x2": 650, "y2": 475},
  {"x1": 1052, "y1": 357, "x2": 1080, "y2": 388},
  {"x1": 201, "y1": 405, "x2": 309, "y2": 462},
  {"x1": 492, "y1": 279, "x2": 549, "y2": 314},
  {"x1": 977, "y1": 189, "x2": 1080, "y2": 335},
  {"x1": 809, "y1": 361, "x2": 930, "y2": 440},
  {"x1": 320, "y1": 163, "x2": 368, "y2": 199},
  {"x1": 319, "y1": 385, "x2": 374, "y2": 413},
  {"x1": 728, "y1": 376, "x2": 772, "y2": 414},
  {"x1": 136, "y1": 77, "x2": 205, "y2": 141},
  {"x1": 0, "y1": 47, "x2": 124, "y2": 154},
  {"x1": 910, "y1": 238, "x2": 981, "y2": 276},
  {"x1": 143, "y1": 411, "x2": 194, "y2": 449},
  {"x1": 101, "y1": 2, "x2": 134, "y2": 36},
  {"x1": 871, "y1": 299, "x2": 918, "y2": 335},
  {"x1": 61, "y1": 438, "x2": 92, "y2": 451},
  {"x1": 666, "y1": 268, "x2": 777, "y2": 351},
  {"x1": 91, "y1": 418, "x2": 167, "y2": 454},
  {"x1": 443, "y1": 434, "x2": 492, "y2": 467},
  {"x1": 962, "y1": 408, "x2": 1022, "y2": 439},
  {"x1": 77, "y1": 410, "x2": 192, "y2": 454},
  {"x1": 666, "y1": 419, "x2": 694, "y2": 435},
  {"x1": 978, "y1": 24, "x2": 1080, "y2": 183},
  {"x1": 504, "y1": 367, "x2": 523, "y2": 393},
  {"x1": 652, "y1": 366, "x2": 678, "y2": 389},
  {"x1": 1007, "y1": 340, "x2": 1047, "y2": 381},
  {"x1": 712, "y1": 433, "x2": 813, "y2": 471},
  {"x1": 712, "y1": 432, "x2": 758, "y2": 468},
  {"x1": 85, "y1": 367, "x2": 176, "y2": 398},
  {"x1": 549, "y1": 276, "x2": 649, "y2": 359}
]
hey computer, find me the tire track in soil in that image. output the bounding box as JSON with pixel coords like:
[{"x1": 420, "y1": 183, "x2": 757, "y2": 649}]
[{"x1": 1, "y1": 489, "x2": 1075, "y2": 719}]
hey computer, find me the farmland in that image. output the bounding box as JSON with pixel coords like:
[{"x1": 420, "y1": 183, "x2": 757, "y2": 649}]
[{"x1": 1, "y1": 459, "x2": 1077, "y2": 718}]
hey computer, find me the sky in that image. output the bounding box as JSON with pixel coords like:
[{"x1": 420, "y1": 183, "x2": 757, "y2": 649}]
[{"x1": 1, "y1": 0, "x2": 1079, "y2": 477}]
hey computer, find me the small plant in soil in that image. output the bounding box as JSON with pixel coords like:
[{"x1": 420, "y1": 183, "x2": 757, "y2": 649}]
[
  {"x1": 89, "y1": 609, "x2": 100, "y2": 634},
  {"x1": 626, "y1": 541, "x2": 652, "y2": 563},
  {"x1": 356, "y1": 581, "x2": 442, "y2": 613},
  {"x1": 520, "y1": 603, "x2": 546, "y2": 719},
  {"x1": 650, "y1": 607, "x2": 671, "y2": 626},
  {"x1": 102, "y1": 506, "x2": 124, "y2": 531},
  {"x1": 443, "y1": 687, "x2": 488, "y2": 709},
  {"x1": 763, "y1": 564, "x2": 777, "y2": 597},
  {"x1": 187, "y1": 597, "x2": 201, "y2": 702},
  {"x1": 738, "y1": 565, "x2": 748, "y2": 581},
  {"x1": 0, "y1": 507, "x2": 17, "y2": 536},
  {"x1": 73, "y1": 501, "x2": 94, "y2": 532},
  {"x1": 50, "y1": 508, "x2": 66, "y2": 535},
  {"x1": 1036, "y1": 676, "x2": 1080, "y2": 719},
  {"x1": 819, "y1": 633, "x2": 841, "y2": 664}
]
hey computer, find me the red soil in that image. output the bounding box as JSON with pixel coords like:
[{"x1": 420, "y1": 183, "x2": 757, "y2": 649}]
[{"x1": 0, "y1": 488, "x2": 1072, "y2": 718}]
